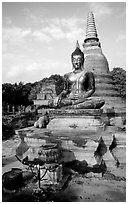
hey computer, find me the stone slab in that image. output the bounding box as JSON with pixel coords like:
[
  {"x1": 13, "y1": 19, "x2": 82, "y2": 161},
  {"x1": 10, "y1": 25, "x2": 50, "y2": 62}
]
[{"x1": 47, "y1": 117, "x2": 103, "y2": 132}]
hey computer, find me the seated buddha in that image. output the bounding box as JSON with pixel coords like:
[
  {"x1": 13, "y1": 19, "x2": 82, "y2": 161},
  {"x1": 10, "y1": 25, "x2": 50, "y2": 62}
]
[{"x1": 49, "y1": 41, "x2": 105, "y2": 109}]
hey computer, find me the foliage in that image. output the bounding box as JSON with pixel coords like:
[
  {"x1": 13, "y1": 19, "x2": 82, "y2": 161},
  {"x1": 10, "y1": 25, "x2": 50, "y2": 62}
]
[
  {"x1": 49, "y1": 74, "x2": 64, "y2": 95},
  {"x1": 2, "y1": 82, "x2": 33, "y2": 109},
  {"x1": 2, "y1": 83, "x2": 15, "y2": 105},
  {"x1": 28, "y1": 83, "x2": 43, "y2": 101},
  {"x1": 2, "y1": 75, "x2": 64, "y2": 111},
  {"x1": 2, "y1": 112, "x2": 37, "y2": 140},
  {"x1": 110, "y1": 67, "x2": 126, "y2": 99},
  {"x1": 29, "y1": 74, "x2": 64, "y2": 101}
]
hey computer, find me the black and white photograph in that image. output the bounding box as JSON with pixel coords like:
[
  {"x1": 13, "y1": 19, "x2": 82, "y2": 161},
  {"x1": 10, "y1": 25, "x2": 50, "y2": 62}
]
[{"x1": 2, "y1": 1, "x2": 126, "y2": 202}]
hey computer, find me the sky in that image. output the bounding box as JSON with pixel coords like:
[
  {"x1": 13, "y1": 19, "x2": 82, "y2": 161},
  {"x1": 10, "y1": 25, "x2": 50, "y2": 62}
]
[{"x1": 2, "y1": 2, "x2": 126, "y2": 84}]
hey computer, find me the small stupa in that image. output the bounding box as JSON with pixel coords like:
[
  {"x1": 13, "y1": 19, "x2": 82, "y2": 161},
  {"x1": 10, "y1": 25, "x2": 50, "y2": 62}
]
[
  {"x1": 83, "y1": 12, "x2": 125, "y2": 118},
  {"x1": 33, "y1": 80, "x2": 57, "y2": 107}
]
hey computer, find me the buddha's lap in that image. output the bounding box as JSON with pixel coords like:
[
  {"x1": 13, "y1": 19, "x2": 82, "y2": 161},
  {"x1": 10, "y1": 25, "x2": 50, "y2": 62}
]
[{"x1": 61, "y1": 97, "x2": 105, "y2": 108}]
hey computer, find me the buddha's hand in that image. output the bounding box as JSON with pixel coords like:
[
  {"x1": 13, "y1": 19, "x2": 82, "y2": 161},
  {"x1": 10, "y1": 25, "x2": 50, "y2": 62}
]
[{"x1": 53, "y1": 96, "x2": 62, "y2": 107}]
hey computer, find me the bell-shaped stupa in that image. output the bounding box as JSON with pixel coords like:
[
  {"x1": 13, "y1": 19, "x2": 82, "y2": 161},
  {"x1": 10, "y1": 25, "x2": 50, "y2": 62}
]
[
  {"x1": 83, "y1": 12, "x2": 109, "y2": 74},
  {"x1": 83, "y1": 12, "x2": 125, "y2": 118}
]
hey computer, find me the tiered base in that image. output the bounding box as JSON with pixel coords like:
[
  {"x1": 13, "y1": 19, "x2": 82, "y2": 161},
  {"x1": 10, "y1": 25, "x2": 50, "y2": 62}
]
[{"x1": 14, "y1": 126, "x2": 126, "y2": 174}]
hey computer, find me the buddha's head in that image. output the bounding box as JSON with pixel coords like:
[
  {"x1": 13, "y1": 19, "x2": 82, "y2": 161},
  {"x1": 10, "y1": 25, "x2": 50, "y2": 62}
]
[{"x1": 71, "y1": 42, "x2": 84, "y2": 70}]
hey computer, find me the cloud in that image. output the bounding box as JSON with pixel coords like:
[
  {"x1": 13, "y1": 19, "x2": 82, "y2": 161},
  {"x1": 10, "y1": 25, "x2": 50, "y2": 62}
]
[
  {"x1": 3, "y1": 17, "x2": 84, "y2": 46},
  {"x1": 43, "y1": 25, "x2": 65, "y2": 40},
  {"x1": 19, "y1": 11, "x2": 85, "y2": 43},
  {"x1": 61, "y1": 17, "x2": 85, "y2": 43},
  {"x1": 22, "y1": 7, "x2": 47, "y2": 24},
  {"x1": 3, "y1": 26, "x2": 31, "y2": 50},
  {"x1": 34, "y1": 60, "x2": 69, "y2": 78},
  {"x1": 66, "y1": 27, "x2": 84, "y2": 43},
  {"x1": 7, "y1": 65, "x2": 23, "y2": 78},
  {"x1": 2, "y1": 50, "x2": 69, "y2": 83},
  {"x1": 26, "y1": 59, "x2": 67, "y2": 73},
  {"x1": 113, "y1": 3, "x2": 126, "y2": 19},
  {"x1": 32, "y1": 30, "x2": 51, "y2": 42},
  {"x1": 116, "y1": 33, "x2": 126, "y2": 43},
  {"x1": 26, "y1": 62, "x2": 41, "y2": 71},
  {"x1": 3, "y1": 17, "x2": 12, "y2": 25},
  {"x1": 2, "y1": 52, "x2": 26, "y2": 82},
  {"x1": 61, "y1": 17, "x2": 84, "y2": 29},
  {"x1": 2, "y1": 16, "x2": 85, "y2": 83},
  {"x1": 87, "y1": 3, "x2": 112, "y2": 20},
  {"x1": 28, "y1": 13, "x2": 39, "y2": 23},
  {"x1": 2, "y1": 16, "x2": 85, "y2": 52},
  {"x1": 40, "y1": 17, "x2": 85, "y2": 43},
  {"x1": 3, "y1": 26, "x2": 31, "y2": 42}
]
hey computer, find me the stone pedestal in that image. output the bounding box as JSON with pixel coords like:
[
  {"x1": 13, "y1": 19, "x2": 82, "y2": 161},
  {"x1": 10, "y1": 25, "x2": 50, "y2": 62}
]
[{"x1": 47, "y1": 109, "x2": 103, "y2": 133}]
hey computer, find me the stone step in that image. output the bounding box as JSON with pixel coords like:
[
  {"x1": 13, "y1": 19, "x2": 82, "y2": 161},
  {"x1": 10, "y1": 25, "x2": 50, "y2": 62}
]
[
  {"x1": 93, "y1": 92, "x2": 121, "y2": 97},
  {"x1": 95, "y1": 83, "x2": 114, "y2": 89},
  {"x1": 48, "y1": 109, "x2": 102, "y2": 117},
  {"x1": 95, "y1": 74, "x2": 112, "y2": 79}
]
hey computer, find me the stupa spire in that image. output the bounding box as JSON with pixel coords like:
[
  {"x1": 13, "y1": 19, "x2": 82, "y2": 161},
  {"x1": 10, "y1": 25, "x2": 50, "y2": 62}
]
[{"x1": 84, "y1": 12, "x2": 99, "y2": 43}]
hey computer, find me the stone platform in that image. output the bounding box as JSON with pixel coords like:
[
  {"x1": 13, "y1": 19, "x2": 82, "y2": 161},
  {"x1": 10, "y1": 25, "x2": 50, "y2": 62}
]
[
  {"x1": 38, "y1": 108, "x2": 125, "y2": 133},
  {"x1": 46, "y1": 109, "x2": 104, "y2": 133},
  {"x1": 12, "y1": 125, "x2": 126, "y2": 175}
]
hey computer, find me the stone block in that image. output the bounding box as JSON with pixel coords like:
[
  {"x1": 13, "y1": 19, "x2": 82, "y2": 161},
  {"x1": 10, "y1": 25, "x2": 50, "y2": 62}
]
[
  {"x1": 109, "y1": 117, "x2": 124, "y2": 128},
  {"x1": 59, "y1": 139, "x2": 99, "y2": 166},
  {"x1": 47, "y1": 117, "x2": 102, "y2": 133}
]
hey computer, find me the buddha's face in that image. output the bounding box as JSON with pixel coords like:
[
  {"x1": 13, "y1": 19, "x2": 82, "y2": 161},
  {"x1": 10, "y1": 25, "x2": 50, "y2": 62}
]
[{"x1": 72, "y1": 55, "x2": 83, "y2": 70}]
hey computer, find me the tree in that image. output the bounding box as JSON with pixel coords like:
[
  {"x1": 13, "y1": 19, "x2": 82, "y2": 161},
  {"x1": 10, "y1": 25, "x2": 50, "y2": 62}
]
[
  {"x1": 2, "y1": 74, "x2": 65, "y2": 108},
  {"x1": 28, "y1": 82, "x2": 43, "y2": 101},
  {"x1": 2, "y1": 81, "x2": 33, "y2": 109},
  {"x1": 110, "y1": 67, "x2": 126, "y2": 99},
  {"x1": 2, "y1": 83, "x2": 15, "y2": 105},
  {"x1": 28, "y1": 74, "x2": 64, "y2": 101},
  {"x1": 54, "y1": 75, "x2": 64, "y2": 95}
]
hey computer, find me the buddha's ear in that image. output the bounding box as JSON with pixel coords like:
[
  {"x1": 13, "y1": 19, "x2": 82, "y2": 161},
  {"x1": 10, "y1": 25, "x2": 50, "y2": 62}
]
[
  {"x1": 81, "y1": 65, "x2": 84, "y2": 70},
  {"x1": 81, "y1": 57, "x2": 85, "y2": 66}
]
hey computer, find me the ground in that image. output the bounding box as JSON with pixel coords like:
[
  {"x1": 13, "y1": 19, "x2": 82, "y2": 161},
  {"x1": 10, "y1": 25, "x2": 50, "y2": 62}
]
[{"x1": 2, "y1": 127, "x2": 126, "y2": 202}]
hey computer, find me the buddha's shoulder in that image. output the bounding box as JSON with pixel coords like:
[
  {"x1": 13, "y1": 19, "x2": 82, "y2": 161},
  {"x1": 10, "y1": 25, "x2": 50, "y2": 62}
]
[
  {"x1": 64, "y1": 72, "x2": 72, "y2": 78},
  {"x1": 82, "y1": 70, "x2": 94, "y2": 75},
  {"x1": 64, "y1": 71, "x2": 94, "y2": 78}
]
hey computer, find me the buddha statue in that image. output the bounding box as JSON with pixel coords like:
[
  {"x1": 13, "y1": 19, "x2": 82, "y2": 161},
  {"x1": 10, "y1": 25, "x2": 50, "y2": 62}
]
[{"x1": 49, "y1": 41, "x2": 105, "y2": 109}]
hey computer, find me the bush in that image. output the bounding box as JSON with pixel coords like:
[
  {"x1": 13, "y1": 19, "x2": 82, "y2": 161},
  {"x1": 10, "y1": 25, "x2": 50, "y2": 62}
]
[{"x1": 110, "y1": 67, "x2": 126, "y2": 99}]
